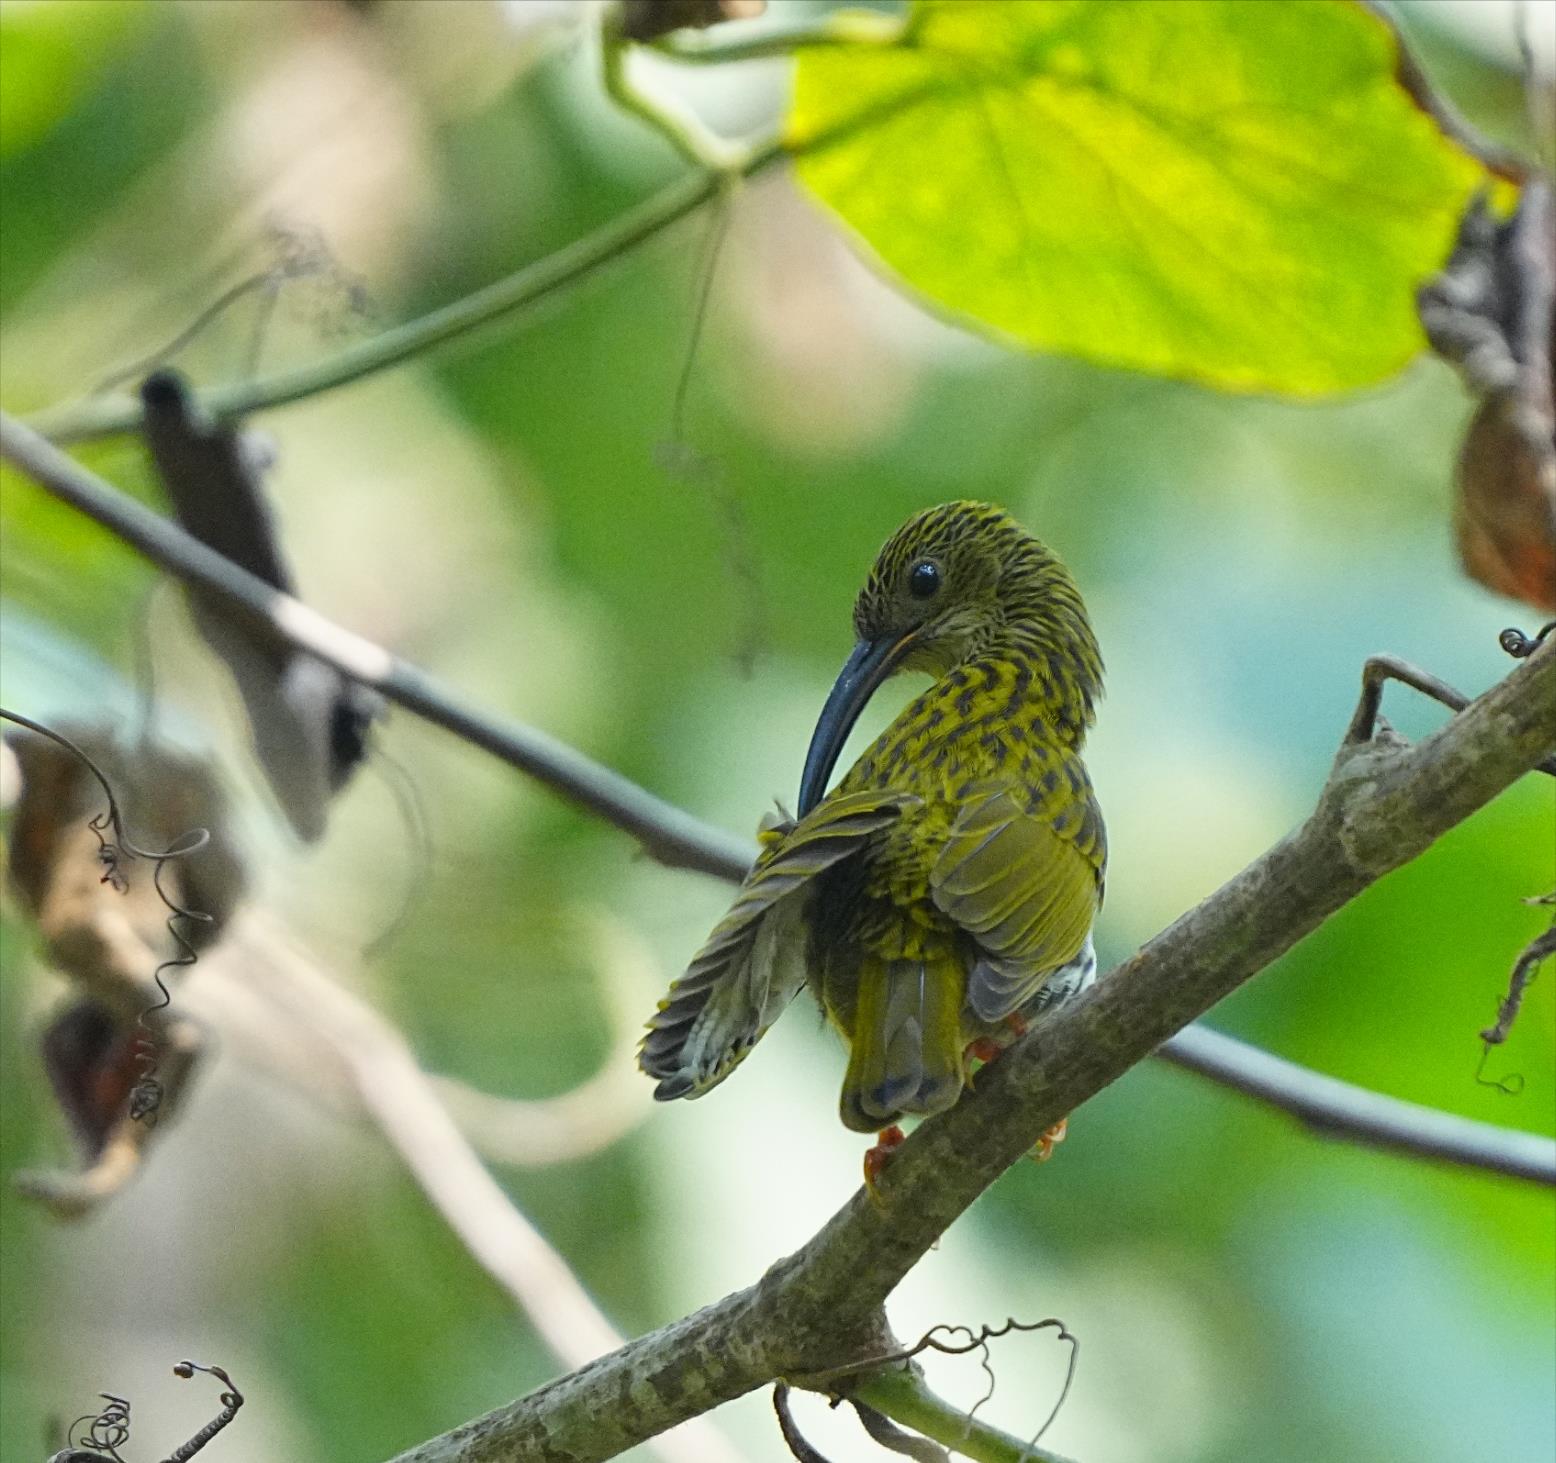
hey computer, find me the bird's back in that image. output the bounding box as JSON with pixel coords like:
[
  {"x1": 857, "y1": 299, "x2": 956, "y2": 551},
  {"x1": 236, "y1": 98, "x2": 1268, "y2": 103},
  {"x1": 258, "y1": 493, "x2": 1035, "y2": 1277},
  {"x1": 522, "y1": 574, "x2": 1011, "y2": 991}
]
[{"x1": 809, "y1": 652, "x2": 1105, "y2": 1131}]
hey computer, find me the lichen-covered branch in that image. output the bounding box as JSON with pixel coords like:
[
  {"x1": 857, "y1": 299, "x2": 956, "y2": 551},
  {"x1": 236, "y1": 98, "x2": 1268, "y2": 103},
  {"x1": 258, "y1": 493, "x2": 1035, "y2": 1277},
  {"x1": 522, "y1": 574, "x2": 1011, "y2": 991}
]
[{"x1": 379, "y1": 641, "x2": 1553, "y2": 1459}]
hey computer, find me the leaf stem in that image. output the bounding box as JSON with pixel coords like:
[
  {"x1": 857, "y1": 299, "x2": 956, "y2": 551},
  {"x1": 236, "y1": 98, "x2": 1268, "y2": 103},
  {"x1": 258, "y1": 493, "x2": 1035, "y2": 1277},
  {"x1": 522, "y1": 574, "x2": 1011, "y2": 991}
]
[
  {"x1": 27, "y1": 141, "x2": 788, "y2": 446},
  {"x1": 851, "y1": 1367, "x2": 1075, "y2": 1463}
]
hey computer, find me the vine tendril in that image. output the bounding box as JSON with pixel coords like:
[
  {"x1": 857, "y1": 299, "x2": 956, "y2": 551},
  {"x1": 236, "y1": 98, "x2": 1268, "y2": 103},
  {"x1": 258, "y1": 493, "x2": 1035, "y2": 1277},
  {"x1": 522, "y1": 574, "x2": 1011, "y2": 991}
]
[
  {"x1": 65, "y1": 1393, "x2": 132, "y2": 1461},
  {"x1": 1500, "y1": 621, "x2": 1554, "y2": 658},
  {"x1": 1, "y1": 708, "x2": 211, "y2": 1123}
]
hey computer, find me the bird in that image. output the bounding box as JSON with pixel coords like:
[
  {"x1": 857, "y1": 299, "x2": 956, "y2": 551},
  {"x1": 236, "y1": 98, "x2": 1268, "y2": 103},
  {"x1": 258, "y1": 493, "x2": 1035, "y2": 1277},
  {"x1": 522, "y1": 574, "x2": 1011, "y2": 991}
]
[{"x1": 640, "y1": 500, "x2": 1105, "y2": 1179}]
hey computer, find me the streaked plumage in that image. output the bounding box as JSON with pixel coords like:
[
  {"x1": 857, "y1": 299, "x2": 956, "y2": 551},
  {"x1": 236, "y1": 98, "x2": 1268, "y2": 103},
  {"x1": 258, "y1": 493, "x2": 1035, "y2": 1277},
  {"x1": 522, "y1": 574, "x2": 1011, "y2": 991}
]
[{"x1": 641, "y1": 501, "x2": 1105, "y2": 1135}]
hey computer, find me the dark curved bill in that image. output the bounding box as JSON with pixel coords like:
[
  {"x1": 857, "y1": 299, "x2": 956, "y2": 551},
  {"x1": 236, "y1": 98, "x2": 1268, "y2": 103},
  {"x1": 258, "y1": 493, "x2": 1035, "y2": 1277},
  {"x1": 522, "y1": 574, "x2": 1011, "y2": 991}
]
[{"x1": 798, "y1": 631, "x2": 916, "y2": 816}]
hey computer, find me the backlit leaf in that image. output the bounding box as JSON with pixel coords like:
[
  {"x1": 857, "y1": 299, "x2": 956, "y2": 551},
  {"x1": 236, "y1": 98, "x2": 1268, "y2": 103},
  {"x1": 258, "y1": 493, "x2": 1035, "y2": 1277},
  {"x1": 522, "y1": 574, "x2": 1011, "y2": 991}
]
[{"x1": 789, "y1": 0, "x2": 1493, "y2": 394}]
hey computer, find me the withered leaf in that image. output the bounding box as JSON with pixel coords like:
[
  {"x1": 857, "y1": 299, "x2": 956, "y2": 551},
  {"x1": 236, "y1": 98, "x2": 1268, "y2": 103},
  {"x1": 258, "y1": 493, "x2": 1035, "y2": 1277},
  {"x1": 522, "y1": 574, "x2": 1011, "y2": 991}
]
[
  {"x1": 1419, "y1": 183, "x2": 1556, "y2": 612},
  {"x1": 140, "y1": 369, "x2": 383, "y2": 841}
]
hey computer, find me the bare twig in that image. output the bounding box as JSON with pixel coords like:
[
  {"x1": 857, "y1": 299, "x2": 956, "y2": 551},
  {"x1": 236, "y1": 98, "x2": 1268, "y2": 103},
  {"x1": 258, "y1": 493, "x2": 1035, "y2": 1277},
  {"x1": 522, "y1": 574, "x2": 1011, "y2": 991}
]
[
  {"x1": 163, "y1": 1361, "x2": 244, "y2": 1463},
  {"x1": 1480, "y1": 919, "x2": 1556, "y2": 1048},
  {"x1": 4, "y1": 416, "x2": 1552, "y2": 1191},
  {"x1": 1345, "y1": 654, "x2": 1556, "y2": 776}
]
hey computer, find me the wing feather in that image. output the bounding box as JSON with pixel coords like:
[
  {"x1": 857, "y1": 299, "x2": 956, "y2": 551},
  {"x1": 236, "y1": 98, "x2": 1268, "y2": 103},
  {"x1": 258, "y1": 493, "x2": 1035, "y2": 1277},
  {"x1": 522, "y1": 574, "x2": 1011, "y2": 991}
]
[
  {"x1": 641, "y1": 789, "x2": 918, "y2": 1099},
  {"x1": 930, "y1": 762, "x2": 1105, "y2": 1024}
]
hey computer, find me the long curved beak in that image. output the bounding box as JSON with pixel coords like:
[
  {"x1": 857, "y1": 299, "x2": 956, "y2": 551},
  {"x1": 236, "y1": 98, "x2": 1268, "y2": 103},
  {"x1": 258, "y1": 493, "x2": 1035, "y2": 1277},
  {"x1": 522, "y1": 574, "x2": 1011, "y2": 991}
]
[{"x1": 798, "y1": 630, "x2": 917, "y2": 816}]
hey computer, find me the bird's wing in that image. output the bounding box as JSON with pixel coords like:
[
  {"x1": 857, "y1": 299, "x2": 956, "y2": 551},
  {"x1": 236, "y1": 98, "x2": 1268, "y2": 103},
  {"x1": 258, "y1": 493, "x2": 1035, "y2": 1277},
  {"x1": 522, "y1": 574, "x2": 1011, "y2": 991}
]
[
  {"x1": 640, "y1": 789, "x2": 918, "y2": 1100},
  {"x1": 929, "y1": 763, "x2": 1105, "y2": 1023}
]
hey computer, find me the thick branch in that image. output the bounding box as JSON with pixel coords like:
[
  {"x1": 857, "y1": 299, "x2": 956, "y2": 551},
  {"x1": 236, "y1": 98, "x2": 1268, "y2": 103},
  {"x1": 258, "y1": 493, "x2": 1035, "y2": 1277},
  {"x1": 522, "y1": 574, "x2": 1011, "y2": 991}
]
[
  {"x1": 4, "y1": 412, "x2": 1552, "y2": 1194},
  {"x1": 379, "y1": 638, "x2": 1554, "y2": 1460}
]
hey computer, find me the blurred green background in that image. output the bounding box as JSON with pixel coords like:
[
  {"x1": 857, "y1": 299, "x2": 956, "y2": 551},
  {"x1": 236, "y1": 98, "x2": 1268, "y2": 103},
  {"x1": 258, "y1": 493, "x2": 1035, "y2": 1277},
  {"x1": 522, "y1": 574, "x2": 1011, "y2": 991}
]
[{"x1": 1, "y1": 1, "x2": 1551, "y2": 1460}]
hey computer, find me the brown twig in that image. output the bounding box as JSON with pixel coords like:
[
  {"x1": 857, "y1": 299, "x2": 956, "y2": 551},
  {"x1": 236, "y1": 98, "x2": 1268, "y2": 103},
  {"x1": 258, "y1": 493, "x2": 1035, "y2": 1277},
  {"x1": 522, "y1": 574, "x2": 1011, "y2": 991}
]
[{"x1": 1481, "y1": 918, "x2": 1556, "y2": 1048}]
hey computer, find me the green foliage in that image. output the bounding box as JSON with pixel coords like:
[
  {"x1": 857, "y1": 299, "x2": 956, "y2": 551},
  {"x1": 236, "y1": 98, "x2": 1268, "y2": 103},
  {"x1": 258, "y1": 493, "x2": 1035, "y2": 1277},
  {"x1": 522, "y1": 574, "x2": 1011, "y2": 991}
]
[
  {"x1": 0, "y1": 0, "x2": 146, "y2": 158},
  {"x1": 790, "y1": 0, "x2": 1490, "y2": 393}
]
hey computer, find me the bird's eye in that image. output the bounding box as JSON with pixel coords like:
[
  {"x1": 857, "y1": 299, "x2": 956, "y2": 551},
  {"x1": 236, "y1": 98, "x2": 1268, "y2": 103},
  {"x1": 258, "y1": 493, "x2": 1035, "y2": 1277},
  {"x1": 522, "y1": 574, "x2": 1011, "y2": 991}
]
[{"x1": 907, "y1": 560, "x2": 941, "y2": 599}]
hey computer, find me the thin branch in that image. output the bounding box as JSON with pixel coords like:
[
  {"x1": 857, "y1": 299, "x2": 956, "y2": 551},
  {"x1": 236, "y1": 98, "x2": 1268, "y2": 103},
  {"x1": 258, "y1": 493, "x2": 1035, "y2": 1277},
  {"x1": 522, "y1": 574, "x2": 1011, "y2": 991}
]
[
  {"x1": 0, "y1": 411, "x2": 752, "y2": 883},
  {"x1": 1159, "y1": 1024, "x2": 1556, "y2": 1184},
  {"x1": 249, "y1": 913, "x2": 740, "y2": 1463},
  {"x1": 24, "y1": 140, "x2": 785, "y2": 447},
  {"x1": 380, "y1": 638, "x2": 1556, "y2": 1461},
  {"x1": 1346, "y1": 653, "x2": 1556, "y2": 776},
  {"x1": 1481, "y1": 917, "x2": 1556, "y2": 1048},
  {"x1": 4, "y1": 416, "x2": 1552, "y2": 1191}
]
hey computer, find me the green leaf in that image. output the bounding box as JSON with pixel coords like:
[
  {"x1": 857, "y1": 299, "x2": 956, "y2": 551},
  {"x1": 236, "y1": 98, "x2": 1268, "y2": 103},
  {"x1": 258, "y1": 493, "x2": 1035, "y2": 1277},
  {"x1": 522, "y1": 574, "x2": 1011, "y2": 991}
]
[
  {"x1": 0, "y1": 0, "x2": 147, "y2": 159},
  {"x1": 789, "y1": 0, "x2": 1492, "y2": 395}
]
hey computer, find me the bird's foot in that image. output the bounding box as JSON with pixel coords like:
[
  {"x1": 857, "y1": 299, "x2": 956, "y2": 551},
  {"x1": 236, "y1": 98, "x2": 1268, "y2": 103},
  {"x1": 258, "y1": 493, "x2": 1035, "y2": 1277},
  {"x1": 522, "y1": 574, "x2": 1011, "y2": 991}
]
[
  {"x1": 863, "y1": 1124, "x2": 906, "y2": 1202},
  {"x1": 966, "y1": 1015, "x2": 1029, "y2": 1081},
  {"x1": 1032, "y1": 1117, "x2": 1068, "y2": 1163}
]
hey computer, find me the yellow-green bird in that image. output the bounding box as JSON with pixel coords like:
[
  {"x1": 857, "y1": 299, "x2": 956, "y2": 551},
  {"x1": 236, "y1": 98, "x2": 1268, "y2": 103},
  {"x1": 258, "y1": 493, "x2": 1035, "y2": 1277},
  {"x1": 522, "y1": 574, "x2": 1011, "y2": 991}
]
[{"x1": 641, "y1": 501, "x2": 1105, "y2": 1169}]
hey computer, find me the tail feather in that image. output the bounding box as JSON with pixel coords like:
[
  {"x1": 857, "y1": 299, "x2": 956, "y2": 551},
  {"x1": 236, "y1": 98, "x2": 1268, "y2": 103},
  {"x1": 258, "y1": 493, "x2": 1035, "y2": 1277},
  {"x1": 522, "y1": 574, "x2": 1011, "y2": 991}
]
[{"x1": 840, "y1": 953, "x2": 966, "y2": 1132}]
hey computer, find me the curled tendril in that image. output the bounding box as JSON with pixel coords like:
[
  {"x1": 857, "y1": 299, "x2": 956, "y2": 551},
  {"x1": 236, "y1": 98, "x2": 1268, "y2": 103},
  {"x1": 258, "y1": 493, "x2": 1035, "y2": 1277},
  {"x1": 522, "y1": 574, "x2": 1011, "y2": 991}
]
[
  {"x1": 916, "y1": 1317, "x2": 1078, "y2": 1451},
  {"x1": 56, "y1": 1364, "x2": 242, "y2": 1463},
  {"x1": 799, "y1": 1314, "x2": 1079, "y2": 1457},
  {"x1": 1, "y1": 709, "x2": 212, "y2": 1124},
  {"x1": 1499, "y1": 622, "x2": 1555, "y2": 658},
  {"x1": 131, "y1": 844, "x2": 214, "y2": 1124},
  {"x1": 164, "y1": 1361, "x2": 244, "y2": 1462},
  {"x1": 1475, "y1": 1043, "x2": 1525, "y2": 1096},
  {"x1": 67, "y1": 1393, "x2": 132, "y2": 1460},
  {"x1": 360, "y1": 745, "x2": 434, "y2": 962}
]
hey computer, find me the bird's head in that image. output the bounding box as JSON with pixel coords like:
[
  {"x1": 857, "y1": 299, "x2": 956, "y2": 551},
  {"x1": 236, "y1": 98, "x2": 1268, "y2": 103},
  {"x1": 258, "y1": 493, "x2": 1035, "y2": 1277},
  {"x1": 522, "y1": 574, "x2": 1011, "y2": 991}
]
[{"x1": 798, "y1": 501, "x2": 1100, "y2": 814}]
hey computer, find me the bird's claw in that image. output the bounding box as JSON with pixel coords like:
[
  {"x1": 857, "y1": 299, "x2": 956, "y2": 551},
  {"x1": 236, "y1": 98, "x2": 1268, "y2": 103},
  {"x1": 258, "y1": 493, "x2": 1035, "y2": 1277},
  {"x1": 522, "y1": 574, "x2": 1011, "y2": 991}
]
[
  {"x1": 863, "y1": 1124, "x2": 906, "y2": 1202},
  {"x1": 1032, "y1": 1117, "x2": 1068, "y2": 1163}
]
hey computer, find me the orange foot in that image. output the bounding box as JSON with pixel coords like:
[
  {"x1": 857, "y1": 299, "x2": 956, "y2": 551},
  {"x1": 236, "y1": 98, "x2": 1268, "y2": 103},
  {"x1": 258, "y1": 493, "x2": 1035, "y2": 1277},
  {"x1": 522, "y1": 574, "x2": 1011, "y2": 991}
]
[
  {"x1": 1033, "y1": 1116, "x2": 1069, "y2": 1163},
  {"x1": 964, "y1": 1037, "x2": 1002, "y2": 1065},
  {"x1": 863, "y1": 1124, "x2": 906, "y2": 1199}
]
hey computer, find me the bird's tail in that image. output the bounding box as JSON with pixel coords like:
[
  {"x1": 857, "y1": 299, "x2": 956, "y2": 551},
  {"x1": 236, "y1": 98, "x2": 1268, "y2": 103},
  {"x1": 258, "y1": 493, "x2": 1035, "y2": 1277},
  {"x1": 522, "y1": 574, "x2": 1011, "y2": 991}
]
[{"x1": 840, "y1": 952, "x2": 966, "y2": 1133}]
